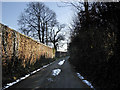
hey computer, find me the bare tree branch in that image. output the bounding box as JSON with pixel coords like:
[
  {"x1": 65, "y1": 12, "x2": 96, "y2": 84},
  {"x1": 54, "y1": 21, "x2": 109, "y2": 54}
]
[{"x1": 18, "y1": 2, "x2": 57, "y2": 44}]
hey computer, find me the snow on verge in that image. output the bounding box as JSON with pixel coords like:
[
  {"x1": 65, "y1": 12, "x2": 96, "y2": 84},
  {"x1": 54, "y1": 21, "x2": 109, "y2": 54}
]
[
  {"x1": 77, "y1": 73, "x2": 94, "y2": 89},
  {"x1": 52, "y1": 69, "x2": 61, "y2": 76},
  {"x1": 77, "y1": 73, "x2": 84, "y2": 80},
  {"x1": 58, "y1": 60, "x2": 65, "y2": 66},
  {"x1": 2, "y1": 61, "x2": 55, "y2": 90}
]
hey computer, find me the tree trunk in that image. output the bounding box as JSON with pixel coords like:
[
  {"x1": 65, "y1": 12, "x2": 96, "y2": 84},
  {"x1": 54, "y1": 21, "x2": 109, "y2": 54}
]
[
  {"x1": 38, "y1": 16, "x2": 41, "y2": 42},
  {"x1": 38, "y1": 30, "x2": 41, "y2": 42},
  {"x1": 84, "y1": 1, "x2": 89, "y2": 29},
  {"x1": 54, "y1": 44, "x2": 57, "y2": 51},
  {"x1": 46, "y1": 21, "x2": 48, "y2": 45},
  {"x1": 42, "y1": 23, "x2": 45, "y2": 44},
  {"x1": 53, "y1": 36, "x2": 57, "y2": 51}
]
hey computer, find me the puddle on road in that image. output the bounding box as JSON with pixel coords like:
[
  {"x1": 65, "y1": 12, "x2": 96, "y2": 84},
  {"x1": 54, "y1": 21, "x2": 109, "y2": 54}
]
[
  {"x1": 58, "y1": 60, "x2": 65, "y2": 66},
  {"x1": 52, "y1": 69, "x2": 61, "y2": 76}
]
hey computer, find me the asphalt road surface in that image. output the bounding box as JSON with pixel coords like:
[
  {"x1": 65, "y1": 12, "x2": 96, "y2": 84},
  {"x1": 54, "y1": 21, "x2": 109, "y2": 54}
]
[{"x1": 9, "y1": 56, "x2": 91, "y2": 89}]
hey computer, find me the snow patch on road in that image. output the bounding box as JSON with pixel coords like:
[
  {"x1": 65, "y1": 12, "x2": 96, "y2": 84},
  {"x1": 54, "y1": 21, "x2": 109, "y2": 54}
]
[
  {"x1": 52, "y1": 69, "x2": 61, "y2": 76},
  {"x1": 2, "y1": 61, "x2": 55, "y2": 90},
  {"x1": 58, "y1": 60, "x2": 65, "y2": 66},
  {"x1": 47, "y1": 78, "x2": 53, "y2": 82},
  {"x1": 77, "y1": 73, "x2": 94, "y2": 89}
]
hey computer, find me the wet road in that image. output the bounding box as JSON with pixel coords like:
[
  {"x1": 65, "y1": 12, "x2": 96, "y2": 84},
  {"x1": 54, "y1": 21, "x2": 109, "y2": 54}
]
[{"x1": 9, "y1": 56, "x2": 91, "y2": 89}]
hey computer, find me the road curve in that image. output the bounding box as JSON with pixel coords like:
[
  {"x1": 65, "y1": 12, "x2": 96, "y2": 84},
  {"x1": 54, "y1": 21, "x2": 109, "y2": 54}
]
[{"x1": 8, "y1": 56, "x2": 91, "y2": 89}]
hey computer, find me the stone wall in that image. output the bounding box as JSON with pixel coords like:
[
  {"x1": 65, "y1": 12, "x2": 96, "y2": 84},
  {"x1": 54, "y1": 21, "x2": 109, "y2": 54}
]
[{"x1": 0, "y1": 23, "x2": 55, "y2": 67}]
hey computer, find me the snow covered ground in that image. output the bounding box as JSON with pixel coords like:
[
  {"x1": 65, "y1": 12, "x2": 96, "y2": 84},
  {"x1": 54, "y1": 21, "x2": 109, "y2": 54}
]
[
  {"x1": 77, "y1": 73, "x2": 84, "y2": 80},
  {"x1": 52, "y1": 69, "x2": 61, "y2": 76},
  {"x1": 2, "y1": 61, "x2": 55, "y2": 90},
  {"x1": 58, "y1": 60, "x2": 65, "y2": 66},
  {"x1": 77, "y1": 73, "x2": 95, "y2": 89}
]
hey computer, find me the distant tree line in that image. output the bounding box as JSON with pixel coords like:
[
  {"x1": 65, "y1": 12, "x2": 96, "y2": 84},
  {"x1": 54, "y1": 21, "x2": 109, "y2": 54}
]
[
  {"x1": 69, "y1": 2, "x2": 120, "y2": 88},
  {"x1": 18, "y1": 2, "x2": 65, "y2": 51}
]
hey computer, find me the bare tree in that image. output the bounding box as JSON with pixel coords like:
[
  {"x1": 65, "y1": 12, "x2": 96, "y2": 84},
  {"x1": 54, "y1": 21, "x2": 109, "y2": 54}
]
[
  {"x1": 49, "y1": 23, "x2": 65, "y2": 51},
  {"x1": 18, "y1": 2, "x2": 57, "y2": 44}
]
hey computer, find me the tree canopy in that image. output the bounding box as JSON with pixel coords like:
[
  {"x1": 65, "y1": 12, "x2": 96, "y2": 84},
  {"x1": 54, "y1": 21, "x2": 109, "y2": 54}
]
[
  {"x1": 69, "y1": 2, "x2": 120, "y2": 88},
  {"x1": 18, "y1": 2, "x2": 65, "y2": 51}
]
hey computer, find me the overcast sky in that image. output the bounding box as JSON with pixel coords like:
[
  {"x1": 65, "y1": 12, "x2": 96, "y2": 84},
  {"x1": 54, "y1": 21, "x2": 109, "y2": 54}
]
[{"x1": 2, "y1": 2, "x2": 74, "y2": 51}]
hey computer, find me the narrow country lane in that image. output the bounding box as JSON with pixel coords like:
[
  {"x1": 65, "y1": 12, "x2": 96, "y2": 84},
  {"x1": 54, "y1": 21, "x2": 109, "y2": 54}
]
[{"x1": 8, "y1": 56, "x2": 91, "y2": 89}]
